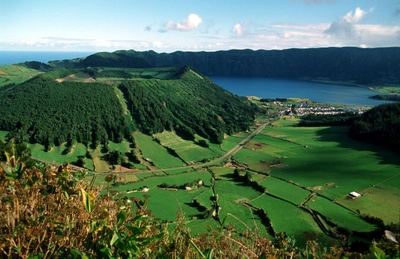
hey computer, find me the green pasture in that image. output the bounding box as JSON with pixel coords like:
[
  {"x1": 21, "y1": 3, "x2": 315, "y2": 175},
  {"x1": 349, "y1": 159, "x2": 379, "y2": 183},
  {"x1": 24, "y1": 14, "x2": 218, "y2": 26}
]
[
  {"x1": 258, "y1": 177, "x2": 311, "y2": 205},
  {"x1": 29, "y1": 142, "x2": 87, "y2": 165},
  {"x1": 370, "y1": 86, "x2": 400, "y2": 95},
  {"x1": 126, "y1": 187, "x2": 207, "y2": 221},
  {"x1": 336, "y1": 183, "x2": 400, "y2": 225},
  {"x1": 305, "y1": 196, "x2": 376, "y2": 232},
  {"x1": 250, "y1": 134, "x2": 301, "y2": 158},
  {"x1": 233, "y1": 148, "x2": 274, "y2": 172},
  {"x1": 213, "y1": 180, "x2": 264, "y2": 233},
  {"x1": 164, "y1": 167, "x2": 194, "y2": 175},
  {"x1": 0, "y1": 65, "x2": 41, "y2": 87},
  {"x1": 257, "y1": 121, "x2": 400, "y2": 203},
  {"x1": 88, "y1": 145, "x2": 112, "y2": 172},
  {"x1": 107, "y1": 139, "x2": 132, "y2": 154},
  {"x1": 209, "y1": 167, "x2": 235, "y2": 180},
  {"x1": 153, "y1": 131, "x2": 220, "y2": 162},
  {"x1": 220, "y1": 135, "x2": 242, "y2": 152},
  {"x1": 250, "y1": 172, "x2": 269, "y2": 182},
  {"x1": 111, "y1": 171, "x2": 212, "y2": 193},
  {"x1": 192, "y1": 188, "x2": 215, "y2": 210},
  {"x1": 250, "y1": 194, "x2": 336, "y2": 247},
  {"x1": 134, "y1": 132, "x2": 185, "y2": 168},
  {"x1": 134, "y1": 172, "x2": 158, "y2": 180}
]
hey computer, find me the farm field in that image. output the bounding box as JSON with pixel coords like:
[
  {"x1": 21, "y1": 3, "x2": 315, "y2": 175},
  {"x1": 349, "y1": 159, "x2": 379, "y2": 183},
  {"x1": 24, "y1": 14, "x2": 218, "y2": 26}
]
[
  {"x1": 3, "y1": 114, "x2": 399, "y2": 247},
  {"x1": 153, "y1": 131, "x2": 222, "y2": 163},
  {"x1": 0, "y1": 65, "x2": 41, "y2": 88}
]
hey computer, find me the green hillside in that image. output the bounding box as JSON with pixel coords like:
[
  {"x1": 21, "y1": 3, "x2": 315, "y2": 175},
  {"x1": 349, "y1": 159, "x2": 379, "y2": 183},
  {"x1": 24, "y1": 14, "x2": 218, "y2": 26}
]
[{"x1": 0, "y1": 66, "x2": 259, "y2": 148}]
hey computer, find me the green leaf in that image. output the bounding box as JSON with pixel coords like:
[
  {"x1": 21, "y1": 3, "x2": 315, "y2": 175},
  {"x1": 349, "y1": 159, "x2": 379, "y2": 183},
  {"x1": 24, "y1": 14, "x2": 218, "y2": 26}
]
[
  {"x1": 369, "y1": 243, "x2": 386, "y2": 259},
  {"x1": 81, "y1": 188, "x2": 95, "y2": 213},
  {"x1": 116, "y1": 209, "x2": 127, "y2": 227},
  {"x1": 110, "y1": 232, "x2": 119, "y2": 246}
]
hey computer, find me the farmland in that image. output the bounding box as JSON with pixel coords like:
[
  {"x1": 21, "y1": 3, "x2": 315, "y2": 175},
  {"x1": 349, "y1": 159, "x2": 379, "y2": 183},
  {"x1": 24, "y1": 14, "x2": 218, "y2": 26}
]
[
  {"x1": 79, "y1": 116, "x2": 399, "y2": 247},
  {"x1": 0, "y1": 64, "x2": 42, "y2": 88},
  {"x1": 2, "y1": 112, "x2": 398, "y2": 247}
]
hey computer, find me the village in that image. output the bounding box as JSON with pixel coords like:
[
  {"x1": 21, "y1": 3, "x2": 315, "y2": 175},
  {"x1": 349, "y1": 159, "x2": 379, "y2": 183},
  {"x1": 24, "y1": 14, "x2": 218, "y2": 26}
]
[{"x1": 273, "y1": 100, "x2": 371, "y2": 117}]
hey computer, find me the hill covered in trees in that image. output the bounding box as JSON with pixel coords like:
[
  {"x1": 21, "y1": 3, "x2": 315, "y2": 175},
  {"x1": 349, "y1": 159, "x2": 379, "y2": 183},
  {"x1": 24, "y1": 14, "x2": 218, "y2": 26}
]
[
  {"x1": 349, "y1": 102, "x2": 400, "y2": 152},
  {"x1": 0, "y1": 66, "x2": 259, "y2": 148},
  {"x1": 79, "y1": 47, "x2": 400, "y2": 86}
]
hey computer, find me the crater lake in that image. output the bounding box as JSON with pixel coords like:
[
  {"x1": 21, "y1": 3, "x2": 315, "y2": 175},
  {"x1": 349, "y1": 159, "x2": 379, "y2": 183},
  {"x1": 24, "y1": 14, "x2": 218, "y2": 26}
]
[{"x1": 210, "y1": 76, "x2": 393, "y2": 106}]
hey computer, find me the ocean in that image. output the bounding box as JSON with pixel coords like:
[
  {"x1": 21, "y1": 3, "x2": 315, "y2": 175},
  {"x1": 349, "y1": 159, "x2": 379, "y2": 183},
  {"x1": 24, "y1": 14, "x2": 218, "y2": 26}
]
[{"x1": 0, "y1": 51, "x2": 95, "y2": 66}]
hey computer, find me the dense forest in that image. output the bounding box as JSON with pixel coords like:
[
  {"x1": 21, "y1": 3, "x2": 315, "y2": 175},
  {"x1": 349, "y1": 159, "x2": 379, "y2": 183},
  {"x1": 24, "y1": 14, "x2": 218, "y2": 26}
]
[
  {"x1": 349, "y1": 102, "x2": 400, "y2": 152},
  {"x1": 79, "y1": 47, "x2": 400, "y2": 86},
  {"x1": 298, "y1": 112, "x2": 359, "y2": 126},
  {"x1": 0, "y1": 67, "x2": 259, "y2": 146},
  {"x1": 0, "y1": 77, "x2": 131, "y2": 149}
]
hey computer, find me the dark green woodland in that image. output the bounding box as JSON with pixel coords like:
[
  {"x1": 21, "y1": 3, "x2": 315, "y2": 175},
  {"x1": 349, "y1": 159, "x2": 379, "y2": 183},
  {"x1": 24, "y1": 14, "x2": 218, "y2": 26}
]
[{"x1": 0, "y1": 66, "x2": 259, "y2": 147}]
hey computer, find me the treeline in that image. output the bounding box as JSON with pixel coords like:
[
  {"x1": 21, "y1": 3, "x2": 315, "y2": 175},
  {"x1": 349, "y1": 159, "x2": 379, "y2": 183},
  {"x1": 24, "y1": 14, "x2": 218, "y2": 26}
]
[
  {"x1": 0, "y1": 77, "x2": 132, "y2": 148},
  {"x1": 298, "y1": 113, "x2": 360, "y2": 126},
  {"x1": 369, "y1": 94, "x2": 400, "y2": 101},
  {"x1": 82, "y1": 50, "x2": 152, "y2": 68},
  {"x1": 349, "y1": 102, "x2": 400, "y2": 151}
]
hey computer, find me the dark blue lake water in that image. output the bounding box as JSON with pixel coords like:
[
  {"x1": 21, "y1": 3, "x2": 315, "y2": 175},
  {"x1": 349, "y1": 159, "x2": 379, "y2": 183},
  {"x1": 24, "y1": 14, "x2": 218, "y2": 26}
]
[{"x1": 210, "y1": 76, "x2": 392, "y2": 107}]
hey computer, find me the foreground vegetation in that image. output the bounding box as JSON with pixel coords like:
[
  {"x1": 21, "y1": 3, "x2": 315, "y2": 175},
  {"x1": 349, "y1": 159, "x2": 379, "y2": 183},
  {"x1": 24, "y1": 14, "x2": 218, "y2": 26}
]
[{"x1": 1, "y1": 140, "x2": 399, "y2": 258}]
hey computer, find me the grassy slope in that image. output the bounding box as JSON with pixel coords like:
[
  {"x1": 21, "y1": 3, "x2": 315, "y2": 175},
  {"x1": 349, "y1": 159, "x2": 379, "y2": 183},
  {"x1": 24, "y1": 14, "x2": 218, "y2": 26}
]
[{"x1": 0, "y1": 65, "x2": 41, "y2": 88}]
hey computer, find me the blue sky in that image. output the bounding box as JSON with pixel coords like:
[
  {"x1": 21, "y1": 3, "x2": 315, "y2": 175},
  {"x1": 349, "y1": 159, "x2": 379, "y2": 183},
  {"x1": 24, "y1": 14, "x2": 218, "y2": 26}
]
[{"x1": 1, "y1": 0, "x2": 399, "y2": 52}]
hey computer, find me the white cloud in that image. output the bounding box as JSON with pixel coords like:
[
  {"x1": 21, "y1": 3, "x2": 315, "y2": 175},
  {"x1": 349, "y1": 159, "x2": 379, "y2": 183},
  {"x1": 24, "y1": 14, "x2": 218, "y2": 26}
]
[
  {"x1": 324, "y1": 7, "x2": 372, "y2": 38},
  {"x1": 323, "y1": 7, "x2": 400, "y2": 47},
  {"x1": 343, "y1": 7, "x2": 369, "y2": 23},
  {"x1": 162, "y1": 14, "x2": 203, "y2": 32},
  {"x1": 232, "y1": 23, "x2": 243, "y2": 36}
]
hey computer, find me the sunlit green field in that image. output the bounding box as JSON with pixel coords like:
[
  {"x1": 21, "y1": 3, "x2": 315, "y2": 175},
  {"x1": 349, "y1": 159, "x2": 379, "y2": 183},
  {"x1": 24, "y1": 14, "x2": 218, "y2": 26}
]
[
  {"x1": 134, "y1": 132, "x2": 185, "y2": 168},
  {"x1": 28, "y1": 142, "x2": 87, "y2": 164},
  {"x1": 305, "y1": 196, "x2": 376, "y2": 232},
  {"x1": 0, "y1": 65, "x2": 41, "y2": 88},
  {"x1": 153, "y1": 131, "x2": 221, "y2": 162}
]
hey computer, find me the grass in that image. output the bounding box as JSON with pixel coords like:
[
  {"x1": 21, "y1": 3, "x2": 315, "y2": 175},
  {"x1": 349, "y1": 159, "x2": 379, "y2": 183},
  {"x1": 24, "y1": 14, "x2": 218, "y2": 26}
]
[
  {"x1": 134, "y1": 132, "x2": 185, "y2": 169},
  {"x1": 213, "y1": 180, "x2": 263, "y2": 233},
  {"x1": 233, "y1": 148, "x2": 275, "y2": 172},
  {"x1": 336, "y1": 183, "x2": 400, "y2": 225},
  {"x1": 250, "y1": 194, "x2": 337, "y2": 247},
  {"x1": 0, "y1": 65, "x2": 41, "y2": 88},
  {"x1": 305, "y1": 196, "x2": 376, "y2": 232},
  {"x1": 258, "y1": 177, "x2": 311, "y2": 205},
  {"x1": 28, "y1": 142, "x2": 87, "y2": 165},
  {"x1": 153, "y1": 131, "x2": 220, "y2": 162},
  {"x1": 192, "y1": 188, "x2": 215, "y2": 210}
]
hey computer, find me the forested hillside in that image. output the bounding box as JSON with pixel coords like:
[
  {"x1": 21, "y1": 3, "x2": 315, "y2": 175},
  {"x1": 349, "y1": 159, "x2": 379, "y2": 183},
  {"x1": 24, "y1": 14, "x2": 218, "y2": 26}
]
[
  {"x1": 81, "y1": 47, "x2": 400, "y2": 86},
  {"x1": 0, "y1": 66, "x2": 259, "y2": 146},
  {"x1": 349, "y1": 102, "x2": 400, "y2": 151}
]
